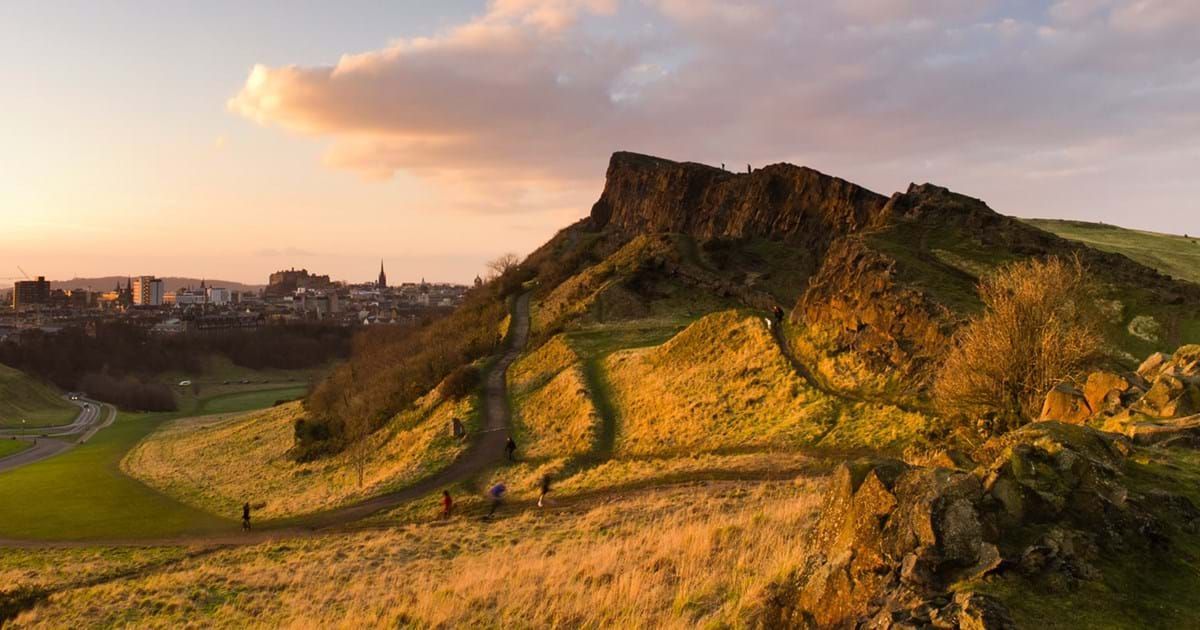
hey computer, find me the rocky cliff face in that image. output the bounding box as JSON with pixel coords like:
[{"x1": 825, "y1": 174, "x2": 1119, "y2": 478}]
[{"x1": 588, "y1": 152, "x2": 889, "y2": 251}]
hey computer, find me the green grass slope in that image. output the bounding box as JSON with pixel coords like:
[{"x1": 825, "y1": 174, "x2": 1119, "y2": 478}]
[
  {"x1": 1025, "y1": 218, "x2": 1200, "y2": 286},
  {"x1": 0, "y1": 409, "x2": 232, "y2": 540},
  {"x1": 0, "y1": 364, "x2": 77, "y2": 428}
]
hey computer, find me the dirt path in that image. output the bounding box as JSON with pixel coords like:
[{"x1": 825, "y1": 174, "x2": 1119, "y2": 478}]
[{"x1": 0, "y1": 292, "x2": 532, "y2": 548}]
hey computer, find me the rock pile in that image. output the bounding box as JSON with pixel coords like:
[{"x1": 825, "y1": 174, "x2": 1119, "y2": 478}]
[
  {"x1": 755, "y1": 422, "x2": 1198, "y2": 629},
  {"x1": 1037, "y1": 346, "x2": 1200, "y2": 446}
]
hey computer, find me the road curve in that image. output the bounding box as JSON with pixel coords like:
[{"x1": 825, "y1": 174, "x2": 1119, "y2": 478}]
[{"x1": 0, "y1": 399, "x2": 115, "y2": 474}]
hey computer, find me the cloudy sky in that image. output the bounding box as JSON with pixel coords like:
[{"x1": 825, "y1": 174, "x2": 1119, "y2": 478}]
[{"x1": 2, "y1": 0, "x2": 1198, "y2": 285}]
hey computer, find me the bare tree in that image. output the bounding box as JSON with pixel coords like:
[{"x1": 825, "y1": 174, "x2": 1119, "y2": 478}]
[
  {"x1": 933, "y1": 255, "x2": 1106, "y2": 434},
  {"x1": 486, "y1": 253, "x2": 521, "y2": 280},
  {"x1": 340, "y1": 365, "x2": 372, "y2": 488}
]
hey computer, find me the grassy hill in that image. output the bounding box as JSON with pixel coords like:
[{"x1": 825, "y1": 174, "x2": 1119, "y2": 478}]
[
  {"x1": 0, "y1": 363, "x2": 77, "y2": 428},
  {"x1": 122, "y1": 393, "x2": 478, "y2": 520},
  {"x1": 1025, "y1": 218, "x2": 1200, "y2": 285}
]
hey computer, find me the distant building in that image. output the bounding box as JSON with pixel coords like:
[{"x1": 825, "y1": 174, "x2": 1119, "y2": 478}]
[
  {"x1": 207, "y1": 286, "x2": 230, "y2": 305},
  {"x1": 132, "y1": 276, "x2": 165, "y2": 306},
  {"x1": 12, "y1": 276, "x2": 50, "y2": 310},
  {"x1": 377, "y1": 260, "x2": 387, "y2": 289},
  {"x1": 266, "y1": 268, "x2": 332, "y2": 297}
]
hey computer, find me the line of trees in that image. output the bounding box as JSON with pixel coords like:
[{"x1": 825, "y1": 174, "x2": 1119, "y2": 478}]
[{"x1": 0, "y1": 321, "x2": 353, "y2": 410}]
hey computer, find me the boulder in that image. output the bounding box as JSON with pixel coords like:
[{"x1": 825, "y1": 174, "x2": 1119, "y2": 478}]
[
  {"x1": 1137, "y1": 373, "x2": 1200, "y2": 419},
  {"x1": 1083, "y1": 371, "x2": 1133, "y2": 416},
  {"x1": 1138, "y1": 352, "x2": 1172, "y2": 379},
  {"x1": 1038, "y1": 383, "x2": 1093, "y2": 424}
]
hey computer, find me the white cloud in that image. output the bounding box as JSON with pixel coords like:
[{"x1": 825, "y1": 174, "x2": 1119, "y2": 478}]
[{"x1": 228, "y1": 0, "x2": 1200, "y2": 229}]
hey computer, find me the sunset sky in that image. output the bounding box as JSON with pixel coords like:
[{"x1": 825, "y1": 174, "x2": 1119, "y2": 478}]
[{"x1": 2, "y1": 0, "x2": 1198, "y2": 286}]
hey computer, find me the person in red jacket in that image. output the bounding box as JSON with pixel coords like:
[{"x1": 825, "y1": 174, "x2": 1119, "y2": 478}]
[{"x1": 441, "y1": 490, "x2": 453, "y2": 519}]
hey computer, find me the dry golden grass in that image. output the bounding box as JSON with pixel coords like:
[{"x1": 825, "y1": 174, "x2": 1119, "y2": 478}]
[
  {"x1": 507, "y1": 334, "x2": 580, "y2": 397},
  {"x1": 122, "y1": 393, "x2": 476, "y2": 519},
  {"x1": 511, "y1": 365, "x2": 601, "y2": 459},
  {"x1": 12, "y1": 479, "x2": 825, "y2": 629},
  {"x1": 604, "y1": 310, "x2": 832, "y2": 456}
]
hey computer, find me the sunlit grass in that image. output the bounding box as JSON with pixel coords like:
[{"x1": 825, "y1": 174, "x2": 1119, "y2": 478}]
[
  {"x1": 11, "y1": 479, "x2": 826, "y2": 628},
  {"x1": 122, "y1": 392, "x2": 478, "y2": 520}
]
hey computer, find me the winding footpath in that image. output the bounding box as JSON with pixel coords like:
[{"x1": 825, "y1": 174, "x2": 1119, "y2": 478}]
[{"x1": 0, "y1": 292, "x2": 531, "y2": 548}]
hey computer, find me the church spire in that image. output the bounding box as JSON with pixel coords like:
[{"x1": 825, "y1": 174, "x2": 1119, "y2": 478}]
[{"x1": 377, "y1": 259, "x2": 387, "y2": 289}]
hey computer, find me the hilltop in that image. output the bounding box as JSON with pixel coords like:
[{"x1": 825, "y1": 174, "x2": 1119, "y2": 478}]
[{"x1": 1025, "y1": 218, "x2": 1200, "y2": 285}]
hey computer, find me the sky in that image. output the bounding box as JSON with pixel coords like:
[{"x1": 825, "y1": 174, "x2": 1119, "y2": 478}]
[{"x1": 2, "y1": 0, "x2": 1198, "y2": 286}]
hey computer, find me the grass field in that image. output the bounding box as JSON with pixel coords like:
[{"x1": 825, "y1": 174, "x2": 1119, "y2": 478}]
[
  {"x1": 7, "y1": 479, "x2": 826, "y2": 628},
  {"x1": 1026, "y1": 218, "x2": 1200, "y2": 285},
  {"x1": 0, "y1": 409, "x2": 232, "y2": 541},
  {"x1": 0, "y1": 364, "x2": 77, "y2": 428},
  {"x1": 192, "y1": 386, "x2": 307, "y2": 415},
  {"x1": 0, "y1": 383, "x2": 313, "y2": 540},
  {"x1": 0, "y1": 438, "x2": 33, "y2": 459}
]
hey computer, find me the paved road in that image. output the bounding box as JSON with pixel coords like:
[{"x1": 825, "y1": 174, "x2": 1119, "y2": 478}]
[{"x1": 0, "y1": 398, "x2": 115, "y2": 474}]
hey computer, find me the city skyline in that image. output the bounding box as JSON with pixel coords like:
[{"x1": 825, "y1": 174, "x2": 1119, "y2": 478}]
[{"x1": 3, "y1": 1, "x2": 1199, "y2": 284}]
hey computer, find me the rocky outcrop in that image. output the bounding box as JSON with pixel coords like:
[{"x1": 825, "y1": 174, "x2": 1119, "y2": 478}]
[
  {"x1": 1038, "y1": 383, "x2": 1093, "y2": 424},
  {"x1": 797, "y1": 238, "x2": 953, "y2": 382},
  {"x1": 588, "y1": 152, "x2": 889, "y2": 252},
  {"x1": 755, "y1": 422, "x2": 1194, "y2": 629}
]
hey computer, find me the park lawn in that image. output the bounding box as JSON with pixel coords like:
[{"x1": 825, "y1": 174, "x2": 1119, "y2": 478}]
[
  {"x1": 0, "y1": 410, "x2": 234, "y2": 541},
  {"x1": 0, "y1": 438, "x2": 33, "y2": 459},
  {"x1": 194, "y1": 386, "x2": 308, "y2": 416},
  {"x1": 0, "y1": 364, "x2": 78, "y2": 428}
]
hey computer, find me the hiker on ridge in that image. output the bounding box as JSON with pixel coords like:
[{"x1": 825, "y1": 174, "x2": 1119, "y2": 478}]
[{"x1": 242, "y1": 502, "x2": 252, "y2": 531}]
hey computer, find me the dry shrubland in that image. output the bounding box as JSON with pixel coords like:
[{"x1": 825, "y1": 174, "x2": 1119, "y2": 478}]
[{"x1": 933, "y1": 256, "x2": 1105, "y2": 433}]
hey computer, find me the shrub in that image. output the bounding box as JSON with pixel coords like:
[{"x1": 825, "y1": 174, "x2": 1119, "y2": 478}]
[
  {"x1": 933, "y1": 256, "x2": 1105, "y2": 434},
  {"x1": 439, "y1": 365, "x2": 481, "y2": 400}
]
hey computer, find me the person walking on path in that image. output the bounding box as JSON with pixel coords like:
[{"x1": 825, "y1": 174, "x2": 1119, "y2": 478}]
[
  {"x1": 772, "y1": 305, "x2": 785, "y2": 326},
  {"x1": 242, "y1": 502, "x2": 251, "y2": 531},
  {"x1": 538, "y1": 474, "x2": 552, "y2": 508},
  {"x1": 441, "y1": 490, "x2": 454, "y2": 519},
  {"x1": 505, "y1": 436, "x2": 517, "y2": 462},
  {"x1": 486, "y1": 482, "x2": 507, "y2": 518}
]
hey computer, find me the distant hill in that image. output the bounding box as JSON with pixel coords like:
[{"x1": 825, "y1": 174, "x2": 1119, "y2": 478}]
[
  {"x1": 1024, "y1": 218, "x2": 1200, "y2": 285},
  {"x1": 42, "y1": 277, "x2": 262, "y2": 293}
]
